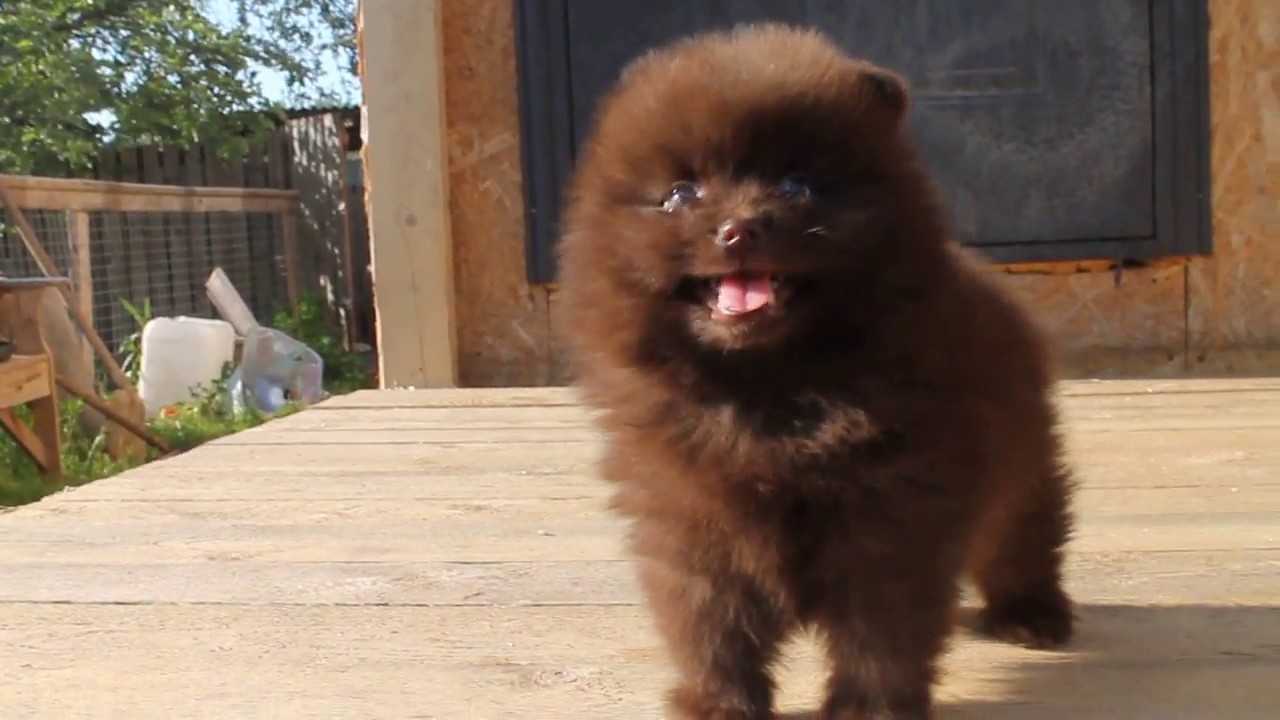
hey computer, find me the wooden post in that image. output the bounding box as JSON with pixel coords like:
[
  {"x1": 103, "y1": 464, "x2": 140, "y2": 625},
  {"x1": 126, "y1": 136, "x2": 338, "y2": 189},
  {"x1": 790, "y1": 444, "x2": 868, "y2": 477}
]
[
  {"x1": 281, "y1": 210, "x2": 301, "y2": 314},
  {"x1": 358, "y1": 0, "x2": 458, "y2": 388},
  {"x1": 66, "y1": 210, "x2": 94, "y2": 367}
]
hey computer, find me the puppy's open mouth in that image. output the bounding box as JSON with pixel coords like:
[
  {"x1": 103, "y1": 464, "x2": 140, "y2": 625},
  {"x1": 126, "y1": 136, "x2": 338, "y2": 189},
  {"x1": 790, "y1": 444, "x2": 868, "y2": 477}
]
[{"x1": 677, "y1": 272, "x2": 792, "y2": 319}]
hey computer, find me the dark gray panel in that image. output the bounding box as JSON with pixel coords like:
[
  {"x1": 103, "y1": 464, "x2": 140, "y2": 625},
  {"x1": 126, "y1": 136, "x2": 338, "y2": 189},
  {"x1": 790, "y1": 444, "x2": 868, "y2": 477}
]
[
  {"x1": 565, "y1": 0, "x2": 1154, "y2": 247},
  {"x1": 516, "y1": 0, "x2": 1211, "y2": 282},
  {"x1": 817, "y1": 1, "x2": 1155, "y2": 246}
]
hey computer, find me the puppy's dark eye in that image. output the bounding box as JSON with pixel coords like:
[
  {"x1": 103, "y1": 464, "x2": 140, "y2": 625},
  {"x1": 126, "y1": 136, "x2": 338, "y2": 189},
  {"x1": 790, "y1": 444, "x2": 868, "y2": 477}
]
[
  {"x1": 779, "y1": 176, "x2": 811, "y2": 201},
  {"x1": 662, "y1": 180, "x2": 702, "y2": 212}
]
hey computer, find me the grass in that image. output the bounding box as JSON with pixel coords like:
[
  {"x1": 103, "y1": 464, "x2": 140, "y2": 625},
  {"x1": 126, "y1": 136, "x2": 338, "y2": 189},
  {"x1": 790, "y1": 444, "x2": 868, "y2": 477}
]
[
  {"x1": 0, "y1": 292, "x2": 372, "y2": 507},
  {"x1": 0, "y1": 392, "x2": 281, "y2": 506}
]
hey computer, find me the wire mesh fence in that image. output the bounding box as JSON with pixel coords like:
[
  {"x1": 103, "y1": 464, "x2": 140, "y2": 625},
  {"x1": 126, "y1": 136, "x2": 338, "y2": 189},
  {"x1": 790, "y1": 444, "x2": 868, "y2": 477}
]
[{"x1": 1, "y1": 179, "x2": 296, "y2": 364}]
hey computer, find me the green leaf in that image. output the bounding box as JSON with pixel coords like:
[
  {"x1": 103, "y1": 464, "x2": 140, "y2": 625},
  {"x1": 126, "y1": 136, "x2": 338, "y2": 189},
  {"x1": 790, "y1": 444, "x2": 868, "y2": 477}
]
[{"x1": 0, "y1": 0, "x2": 357, "y2": 175}]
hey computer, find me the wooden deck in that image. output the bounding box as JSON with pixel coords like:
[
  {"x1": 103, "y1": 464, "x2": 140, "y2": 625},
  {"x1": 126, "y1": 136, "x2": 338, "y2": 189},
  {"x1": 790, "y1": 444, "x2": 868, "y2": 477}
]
[{"x1": 1, "y1": 379, "x2": 1277, "y2": 718}]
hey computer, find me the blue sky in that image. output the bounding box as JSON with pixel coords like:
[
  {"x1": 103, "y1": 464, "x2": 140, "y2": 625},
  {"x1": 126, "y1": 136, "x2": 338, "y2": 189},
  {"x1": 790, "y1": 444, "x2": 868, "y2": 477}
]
[{"x1": 206, "y1": 0, "x2": 358, "y2": 105}]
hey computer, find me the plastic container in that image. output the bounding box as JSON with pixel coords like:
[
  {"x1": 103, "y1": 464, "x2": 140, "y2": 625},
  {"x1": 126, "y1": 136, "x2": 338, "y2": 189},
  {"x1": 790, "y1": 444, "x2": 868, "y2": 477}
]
[
  {"x1": 225, "y1": 325, "x2": 325, "y2": 416},
  {"x1": 137, "y1": 316, "x2": 237, "y2": 419}
]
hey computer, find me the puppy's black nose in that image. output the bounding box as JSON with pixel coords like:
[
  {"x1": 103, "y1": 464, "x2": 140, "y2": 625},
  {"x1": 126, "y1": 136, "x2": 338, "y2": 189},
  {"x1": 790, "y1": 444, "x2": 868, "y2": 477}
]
[{"x1": 715, "y1": 215, "x2": 771, "y2": 248}]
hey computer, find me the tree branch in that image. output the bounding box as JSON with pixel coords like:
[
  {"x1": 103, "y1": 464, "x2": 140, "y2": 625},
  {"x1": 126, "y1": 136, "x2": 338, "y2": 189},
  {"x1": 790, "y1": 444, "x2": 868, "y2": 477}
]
[{"x1": 50, "y1": 0, "x2": 143, "y2": 34}]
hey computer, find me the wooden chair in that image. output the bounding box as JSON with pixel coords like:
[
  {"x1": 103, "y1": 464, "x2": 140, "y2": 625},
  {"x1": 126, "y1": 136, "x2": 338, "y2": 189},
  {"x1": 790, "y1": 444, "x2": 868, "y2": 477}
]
[{"x1": 0, "y1": 276, "x2": 68, "y2": 480}]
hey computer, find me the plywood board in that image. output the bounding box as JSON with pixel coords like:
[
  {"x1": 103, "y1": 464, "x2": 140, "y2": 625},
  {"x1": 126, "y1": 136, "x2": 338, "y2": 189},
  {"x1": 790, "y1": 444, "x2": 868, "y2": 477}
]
[
  {"x1": 1186, "y1": 0, "x2": 1280, "y2": 375},
  {"x1": 444, "y1": 0, "x2": 554, "y2": 387}
]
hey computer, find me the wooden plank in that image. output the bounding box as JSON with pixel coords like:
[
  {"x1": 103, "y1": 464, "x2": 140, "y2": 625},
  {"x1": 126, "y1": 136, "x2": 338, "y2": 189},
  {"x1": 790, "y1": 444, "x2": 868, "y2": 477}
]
[
  {"x1": 244, "y1": 141, "x2": 277, "y2": 316},
  {"x1": 1058, "y1": 377, "x2": 1280, "y2": 396},
  {"x1": 134, "y1": 145, "x2": 175, "y2": 313},
  {"x1": 200, "y1": 152, "x2": 242, "y2": 295},
  {"x1": 0, "y1": 406, "x2": 54, "y2": 469},
  {"x1": 319, "y1": 379, "x2": 1280, "y2": 410},
  {"x1": 0, "y1": 496, "x2": 1273, "y2": 563},
  {"x1": 54, "y1": 462, "x2": 1280, "y2": 501},
  {"x1": 222, "y1": 152, "x2": 256, "y2": 312},
  {"x1": 158, "y1": 143, "x2": 196, "y2": 315},
  {"x1": 280, "y1": 210, "x2": 301, "y2": 311},
  {"x1": 265, "y1": 391, "x2": 1280, "y2": 432},
  {"x1": 320, "y1": 386, "x2": 581, "y2": 408},
  {"x1": 0, "y1": 604, "x2": 1275, "y2": 719},
  {"x1": 0, "y1": 173, "x2": 299, "y2": 214},
  {"x1": 64, "y1": 209, "x2": 94, "y2": 367},
  {"x1": 184, "y1": 145, "x2": 215, "y2": 316},
  {"x1": 0, "y1": 354, "x2": 52, "y2": 407},
  {"x1": 65, "y1": 210, "x2": 93, "y2": 318},
  {"x1": 12, "y1": 482, "x2": 1280, "y2": 530},
  {"x1": 231, "y1": 389, "x2": 1280, "y2": 438},
  {"x1": 268, "y1": 130, "x2": 296, "y2": 311},
  {"x1": 0, "y1": 549, "x2": 1274, "y2": 606},
  {"x1": 360, "y1": 0, "x2": 458, "y2": 387},
  {"x1": 288, "y1": 113, "x2": 352, "y2": 337},
  {"x1": 94, "y1": 150, "x2": 130, "y2": 350},
  {"x1": 102, "y1": 425, "x2": 1272, "y2": 491}
]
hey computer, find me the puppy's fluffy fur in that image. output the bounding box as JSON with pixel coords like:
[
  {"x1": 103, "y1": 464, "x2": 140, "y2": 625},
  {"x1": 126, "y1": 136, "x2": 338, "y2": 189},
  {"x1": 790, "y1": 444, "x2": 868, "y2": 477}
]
[{"x1": 556, "y1": 24, "x2": 1075, "y2": 719}]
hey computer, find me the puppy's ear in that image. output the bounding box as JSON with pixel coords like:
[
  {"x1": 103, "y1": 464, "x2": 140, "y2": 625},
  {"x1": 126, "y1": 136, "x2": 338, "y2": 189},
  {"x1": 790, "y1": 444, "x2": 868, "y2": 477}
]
[{"x1": 862, "y1": 67, "x2": 910, "y2": 124}]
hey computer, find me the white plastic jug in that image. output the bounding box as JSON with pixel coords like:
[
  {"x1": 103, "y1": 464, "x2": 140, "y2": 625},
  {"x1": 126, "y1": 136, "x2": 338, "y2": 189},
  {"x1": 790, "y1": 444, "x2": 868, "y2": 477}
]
[{"x1": 137, "y1": 316, "x2": 237, "y2": 419}]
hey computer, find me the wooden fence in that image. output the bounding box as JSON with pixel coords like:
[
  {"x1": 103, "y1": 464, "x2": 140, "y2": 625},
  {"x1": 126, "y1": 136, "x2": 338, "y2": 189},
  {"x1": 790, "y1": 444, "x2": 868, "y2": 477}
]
[
  {"x1": 0, "y1": 174, "x2": 300, "y2": 359},
  {"x1": 84, "y1": 110, "x2": 374, "y2": 348}
]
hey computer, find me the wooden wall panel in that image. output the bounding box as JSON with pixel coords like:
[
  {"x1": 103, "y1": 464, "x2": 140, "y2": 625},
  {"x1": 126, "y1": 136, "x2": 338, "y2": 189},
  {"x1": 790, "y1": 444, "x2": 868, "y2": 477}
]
[
  {"x1": 998, "y1": 266, "x2": 1187, "y2": 378},
  {"x1": 440, "y1": 0, "x2": 1277, "y2": 385},
  {"x1": 1186, "y1": 0, "x2": 1280, "y2": 375},
  {"x1": 443, "y1": 0, "x2": 554, "y2": 387}
]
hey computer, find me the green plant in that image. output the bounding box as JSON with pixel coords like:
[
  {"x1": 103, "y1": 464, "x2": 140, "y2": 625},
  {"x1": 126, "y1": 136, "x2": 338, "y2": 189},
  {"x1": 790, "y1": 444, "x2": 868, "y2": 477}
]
[
  {"x1": 0, "y1": 291, "x2": 367, "y2": 509},
  {"x1": 0, "y1": 378, "x2": 299, "y2": 506},
  {"x1": 117, "y1": 296, "x2": 153, "y2": 386},
  {"x1": 0, "y1": 398, "x2": 135, "y2": 506}
]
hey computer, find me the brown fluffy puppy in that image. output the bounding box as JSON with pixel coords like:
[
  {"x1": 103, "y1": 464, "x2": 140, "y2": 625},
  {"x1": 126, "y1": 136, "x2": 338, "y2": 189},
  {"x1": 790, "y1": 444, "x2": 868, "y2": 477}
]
[{"x1": 556, "y1": 23, "x2": 1075, "y2": 720}]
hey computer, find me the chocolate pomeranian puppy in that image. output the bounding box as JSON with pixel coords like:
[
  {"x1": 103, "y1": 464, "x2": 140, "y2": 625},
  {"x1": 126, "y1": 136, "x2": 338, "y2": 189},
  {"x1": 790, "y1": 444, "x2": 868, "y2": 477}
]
[{"x1": 555, "y1": 23, "x2": 1076, "y2": 720}]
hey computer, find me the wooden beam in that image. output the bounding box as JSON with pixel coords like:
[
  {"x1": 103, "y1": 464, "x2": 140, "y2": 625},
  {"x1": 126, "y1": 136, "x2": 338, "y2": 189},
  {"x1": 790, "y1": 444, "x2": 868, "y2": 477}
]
[
  {"x1": 0, "y1": 174, "x2": 298, "y2": 214},
  {"x1": 55, "y1": 374, "x2": 172, "y2": 455},
  {"x1": 359, "y1": 0, "x2": 458, "y2": 388},
  {"x1": 995, "y1": 256, "x2": 1193, "y2": 275},
  {"x1": 65, "y1": 210, "x2": 95, "y2": 368}
]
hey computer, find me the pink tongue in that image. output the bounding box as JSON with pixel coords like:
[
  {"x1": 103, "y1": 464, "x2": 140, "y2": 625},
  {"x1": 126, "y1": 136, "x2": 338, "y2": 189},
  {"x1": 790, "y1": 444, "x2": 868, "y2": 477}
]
[{"x1": 716, "y1": 274, "x2": 774, "y2": 314}]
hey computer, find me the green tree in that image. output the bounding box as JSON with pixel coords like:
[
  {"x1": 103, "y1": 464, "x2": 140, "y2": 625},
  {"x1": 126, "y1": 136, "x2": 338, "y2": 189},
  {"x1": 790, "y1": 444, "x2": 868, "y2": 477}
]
[{"x1": 0, "y1": 0, "x2": 356, "y2": 176}]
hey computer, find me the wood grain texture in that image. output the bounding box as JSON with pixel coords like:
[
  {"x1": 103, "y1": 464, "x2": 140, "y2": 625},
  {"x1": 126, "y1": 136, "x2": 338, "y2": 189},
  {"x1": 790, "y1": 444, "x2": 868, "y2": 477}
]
[
  {"x1": 359, "y1": 0, "x2": 458, "y2": 387},
  {"x1": 0, "y1": 379, "x2": 1277, "y2": 718},
  {"x1": 443, "y1": 0, "x2": 555, "y2": 387},
  {"x1": 1186, "y1": 0, "x2": 1280, "y2": 375}
]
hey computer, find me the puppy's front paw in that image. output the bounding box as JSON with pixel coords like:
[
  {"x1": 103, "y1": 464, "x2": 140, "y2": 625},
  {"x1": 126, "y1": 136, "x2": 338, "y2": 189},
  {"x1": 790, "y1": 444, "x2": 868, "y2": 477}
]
[
  {"x1": 818, "y1": 699, "x2": 931, "y2": 720},
  {"x1": 979, "y1": 586, "x2": 1074, "y2": 649},
  {"x1": 668, "y1": 685, "x2": 773, "y2": 720}
]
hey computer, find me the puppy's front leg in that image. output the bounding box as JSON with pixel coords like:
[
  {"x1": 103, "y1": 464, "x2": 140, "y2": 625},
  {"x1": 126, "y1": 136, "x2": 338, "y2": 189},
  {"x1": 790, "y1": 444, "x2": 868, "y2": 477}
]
[
  {"x1": 813, "y1": 518, "x2": 964, "y2": 720},
  {"x1": 636, "y1": 555, "x2": 789, "y2": 720},
  {"x1": 816, "y1": 574, "x2": 956, "y2": 719}
]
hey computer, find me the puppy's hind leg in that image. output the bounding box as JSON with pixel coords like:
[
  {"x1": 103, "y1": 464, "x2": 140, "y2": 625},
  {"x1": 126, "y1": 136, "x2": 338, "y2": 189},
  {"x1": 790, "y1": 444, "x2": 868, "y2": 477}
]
[
  {"x1": 972, "y1": 463, "x2": 1076, "y2": 649},
  {"x1": 637, "y1": 556, "x2": 790, "y2": 720}
]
